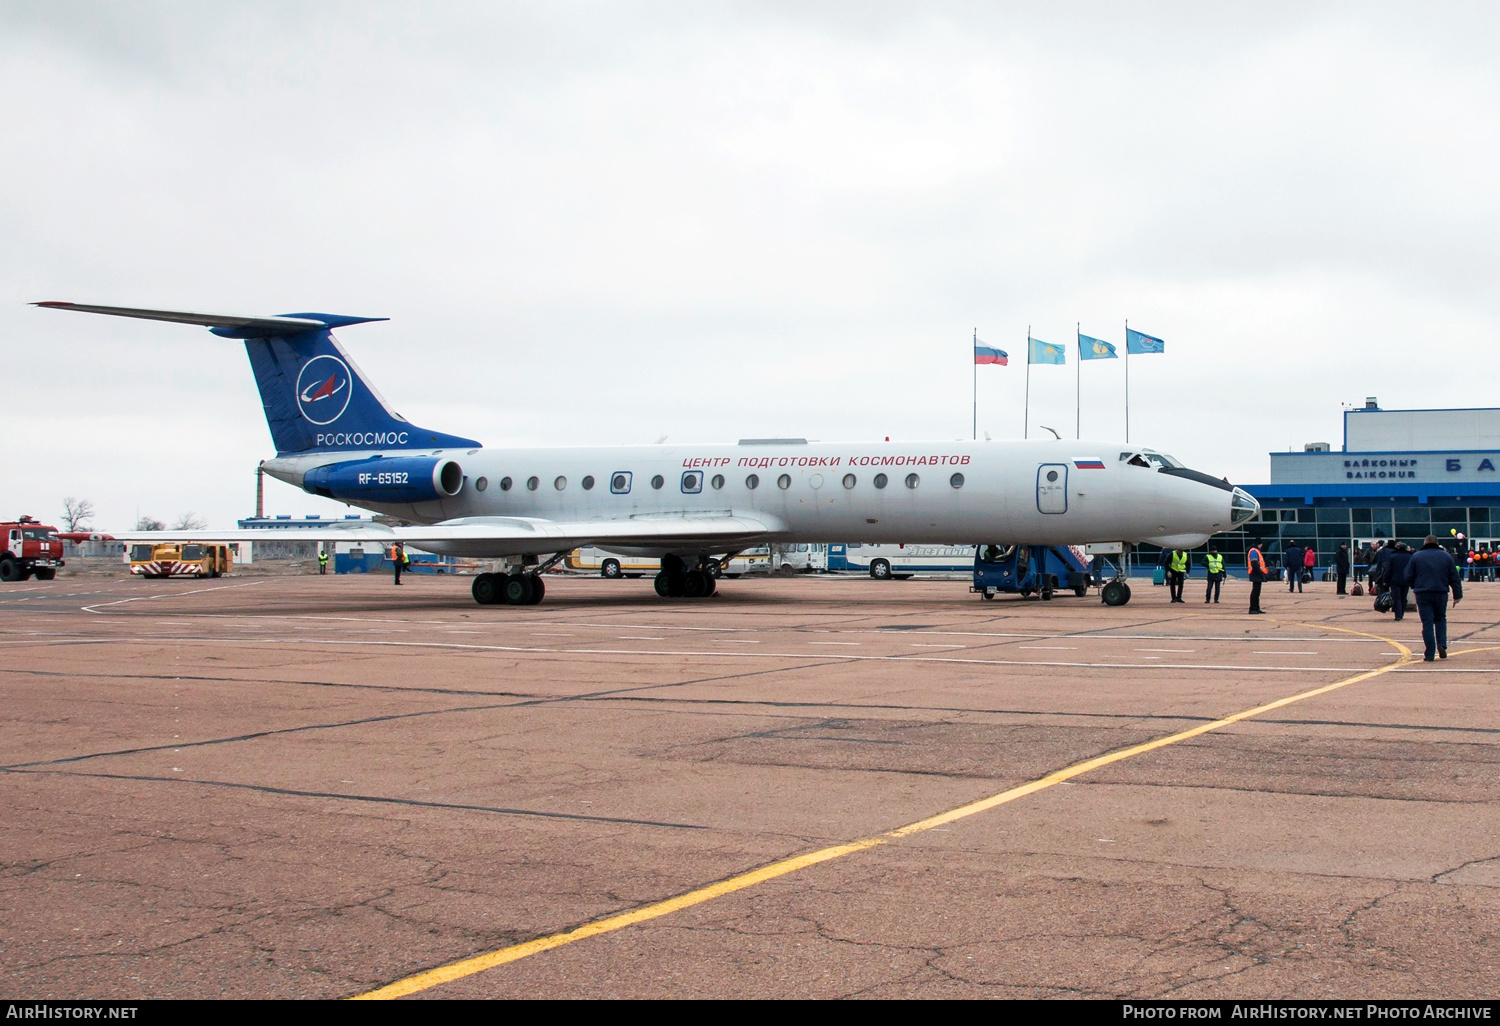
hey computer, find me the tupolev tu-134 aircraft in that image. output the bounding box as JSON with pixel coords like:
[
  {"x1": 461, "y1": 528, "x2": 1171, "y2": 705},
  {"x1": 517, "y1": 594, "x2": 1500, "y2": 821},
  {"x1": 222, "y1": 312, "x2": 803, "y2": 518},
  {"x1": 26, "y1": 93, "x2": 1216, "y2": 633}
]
[{"x1": 37, "y1": 302, "x2": 1259, "y2": 607}]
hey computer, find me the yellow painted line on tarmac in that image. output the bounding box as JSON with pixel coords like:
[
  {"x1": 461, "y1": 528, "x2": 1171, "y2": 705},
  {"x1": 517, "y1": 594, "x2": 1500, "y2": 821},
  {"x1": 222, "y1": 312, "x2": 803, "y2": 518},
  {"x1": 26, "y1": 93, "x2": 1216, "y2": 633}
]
[{"x1": 354, "y1": 620, "x2": 1412, "y2": 1000}]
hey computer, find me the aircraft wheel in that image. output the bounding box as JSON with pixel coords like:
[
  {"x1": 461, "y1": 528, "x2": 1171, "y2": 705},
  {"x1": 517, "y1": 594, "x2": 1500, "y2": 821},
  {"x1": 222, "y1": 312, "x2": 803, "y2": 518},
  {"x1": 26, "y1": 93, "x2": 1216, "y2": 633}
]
[
  {"x1": 472, "y1": 573, "x2": 500, "y2": 605},
  {"x1": 502, "y1": 572, "x2": 534, "y2": 605},
  {"x1": 34, "y1": 568, "x2": 56, "y2": 581},
  {"x1": 601, "y1": 559, "x2": 622, "y2": 579},
  {"x1": 703, "y1": 572, "x2": 716, "y2": 596},
  {"x1": 870, "y1": 559, "x2": 892, "y2": 580},
  {"x1": 683, "y1": 570, "x2": 709, "y2": 598},
  {"x1": 1101, "y1": 580, "x2": 1130, "y2": 606},
  {"x1": 0, "y1": 558, "x2": 20, "y2": 583},
  {"x1": 654, "y1": 572, "x2": 673, "y2": 598},
  {"x1": 526, "y1": 574, "x2": 545, "y2": 604}
]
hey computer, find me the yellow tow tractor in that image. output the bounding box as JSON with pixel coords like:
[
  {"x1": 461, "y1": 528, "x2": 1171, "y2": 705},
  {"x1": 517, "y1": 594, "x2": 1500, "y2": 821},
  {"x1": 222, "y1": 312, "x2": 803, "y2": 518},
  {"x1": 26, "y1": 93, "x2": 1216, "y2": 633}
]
[{"x1": 129, "y1": 542, "x2": 233, "y2": 579}]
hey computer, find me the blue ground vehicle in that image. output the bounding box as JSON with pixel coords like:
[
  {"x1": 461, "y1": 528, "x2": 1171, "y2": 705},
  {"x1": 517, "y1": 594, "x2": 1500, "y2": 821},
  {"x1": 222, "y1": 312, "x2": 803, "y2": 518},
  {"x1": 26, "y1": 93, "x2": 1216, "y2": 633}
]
[{"x1": 972, "y1": 544, "x2": 1129, "y2": 604}]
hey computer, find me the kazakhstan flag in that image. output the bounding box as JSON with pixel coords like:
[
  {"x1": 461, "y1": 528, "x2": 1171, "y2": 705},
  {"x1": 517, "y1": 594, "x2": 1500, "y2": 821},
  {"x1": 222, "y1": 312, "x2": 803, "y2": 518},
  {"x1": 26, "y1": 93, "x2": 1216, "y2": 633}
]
[
  {"x1": 1125, "y1": 327, "x2": 1165, "y2": 354},
  {"x1": 1028, "y1": 336, "x2": 1065, "y2": 365},
  {"x1": 1078, "y1": 334, "x2": 1117, "y2": 360}
]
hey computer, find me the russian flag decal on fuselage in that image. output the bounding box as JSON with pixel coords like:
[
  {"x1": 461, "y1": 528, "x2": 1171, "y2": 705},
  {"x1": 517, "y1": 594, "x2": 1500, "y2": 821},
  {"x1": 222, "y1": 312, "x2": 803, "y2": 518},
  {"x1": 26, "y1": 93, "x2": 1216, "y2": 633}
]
[{"x1": 1073, "y1": 458, "x2": 1106, "y2": 469}]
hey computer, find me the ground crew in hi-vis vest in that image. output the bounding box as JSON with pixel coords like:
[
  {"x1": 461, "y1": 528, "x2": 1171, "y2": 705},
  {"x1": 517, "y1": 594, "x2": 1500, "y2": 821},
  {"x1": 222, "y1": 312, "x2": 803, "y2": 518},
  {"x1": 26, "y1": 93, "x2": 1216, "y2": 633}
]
[
  {"x1": 1204, "y1": 547, "x2": 1224, "y2": 604},
  {"x1": 1247, "y1": 543, "x2": 1268, "y2": 614},
  {"x1": 1166, "y1": 548, "x2": 1188, "y2": 603},
  {"x1": 318, "y1": 549, "x2": 328, "y2": 574}
]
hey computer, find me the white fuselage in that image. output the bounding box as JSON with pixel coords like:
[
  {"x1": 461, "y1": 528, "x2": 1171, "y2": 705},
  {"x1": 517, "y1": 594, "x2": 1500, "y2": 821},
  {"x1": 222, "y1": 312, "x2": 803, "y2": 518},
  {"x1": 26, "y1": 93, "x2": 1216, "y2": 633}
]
[{"x1": 265, "y1": 438, "x2": 1251, "y2": 558}]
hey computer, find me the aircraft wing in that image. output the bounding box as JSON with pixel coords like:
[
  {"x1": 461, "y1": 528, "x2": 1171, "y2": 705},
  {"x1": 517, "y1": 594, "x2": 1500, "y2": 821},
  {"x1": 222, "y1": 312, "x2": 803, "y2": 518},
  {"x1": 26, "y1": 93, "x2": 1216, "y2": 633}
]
[{"x1": 105, "y1": 514, "x2": 782, "y2": 556}]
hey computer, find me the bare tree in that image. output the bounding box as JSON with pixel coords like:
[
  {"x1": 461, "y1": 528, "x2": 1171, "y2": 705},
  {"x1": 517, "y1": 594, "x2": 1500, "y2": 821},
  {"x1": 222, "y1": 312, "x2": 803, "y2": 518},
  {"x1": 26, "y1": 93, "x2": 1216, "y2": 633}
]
[
  {"x1": 172, "y1": 512, "x2": 208, "y2": 531},
  {"x1": 61, "y1": 497, "x2": 95, "y2": 532},
  {"x1": 135, "y1": 515, "x2": 166, "y2": 531}
]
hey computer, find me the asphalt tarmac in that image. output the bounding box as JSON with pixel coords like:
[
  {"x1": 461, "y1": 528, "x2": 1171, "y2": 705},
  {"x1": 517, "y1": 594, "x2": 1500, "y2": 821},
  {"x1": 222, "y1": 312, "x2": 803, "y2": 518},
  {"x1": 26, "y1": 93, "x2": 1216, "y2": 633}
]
[{"x1": 2, "y1": 571, "x2": 1496, "y2": 999}]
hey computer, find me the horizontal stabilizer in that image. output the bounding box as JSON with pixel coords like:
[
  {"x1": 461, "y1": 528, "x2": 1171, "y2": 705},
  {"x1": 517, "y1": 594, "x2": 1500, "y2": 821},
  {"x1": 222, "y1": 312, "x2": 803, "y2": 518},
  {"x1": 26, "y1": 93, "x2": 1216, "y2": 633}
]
[{"x1": 34, "y1": 302, "x2": 386, "y2": 339}]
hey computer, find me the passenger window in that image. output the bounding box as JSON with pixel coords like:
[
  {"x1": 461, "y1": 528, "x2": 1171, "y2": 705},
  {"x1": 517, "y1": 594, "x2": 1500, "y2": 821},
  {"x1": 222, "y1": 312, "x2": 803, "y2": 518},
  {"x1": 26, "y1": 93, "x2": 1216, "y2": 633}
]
[
  {"x1": 842, "y1": 474, "x2": 856, "y2": 489},
  {"x1": 554, "y1": 476, "x2": 567, "y2": 490},
  {"x1": 777, "y1": 474, "x2": 791, "y2": 489},
  {"x1": 746, "y1": 474, "x2": 760, "y2": 490},
  {"x1": 610, "y1": 472, "x2": 632, "y2": 494},
  {"x1": 581, "y1": 475, "x2": 595, "y2": 490},
  {"x1": 527, "y1": 476, "x2": 539, "y2": 490},
  {"x1": 651, "y1": 474, "x2": 665, "y2": 489},
  {"x1": 500, "y1": 477, "x2": 513, "y2": 491},
  {"x1": 873, "y1": 473, "x2": 888, "y2": 489},
  {"x1": 711, "y1": 474, "x2": 725, "y2": 490},
  {"x1": 681, "y1": 471, "x2": 702, "y2": 494},
  {"x1": 475, "y1": 477, "x2": 488, "y2": 492},
  {"x1": 905, "y1": 473, "x2": 920, "y2": 489}
]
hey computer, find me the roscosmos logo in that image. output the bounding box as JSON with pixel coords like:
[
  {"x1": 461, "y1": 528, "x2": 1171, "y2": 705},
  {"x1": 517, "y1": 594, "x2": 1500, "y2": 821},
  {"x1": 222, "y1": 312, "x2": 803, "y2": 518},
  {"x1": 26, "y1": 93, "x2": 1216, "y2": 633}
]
[{"x1": 295, "y1": 354, "x2": 352, "y2": 425}]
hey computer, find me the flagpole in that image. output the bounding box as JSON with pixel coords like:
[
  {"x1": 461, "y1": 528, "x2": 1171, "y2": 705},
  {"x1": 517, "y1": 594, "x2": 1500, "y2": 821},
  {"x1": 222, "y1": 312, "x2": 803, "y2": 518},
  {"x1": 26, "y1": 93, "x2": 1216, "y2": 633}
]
[
  {"x1": 1023, "y1": 326, "x2": 1031, "y2": 440},
  {"x1": 1124, "y1": 318, "x2": 1130, "y2": 444},
  {"x1": 972, "y1": 327, "x2": 977, "y2": 442},
  {"x1": 1075, "y1": 322, "x2": 1081, "y2": 439}
]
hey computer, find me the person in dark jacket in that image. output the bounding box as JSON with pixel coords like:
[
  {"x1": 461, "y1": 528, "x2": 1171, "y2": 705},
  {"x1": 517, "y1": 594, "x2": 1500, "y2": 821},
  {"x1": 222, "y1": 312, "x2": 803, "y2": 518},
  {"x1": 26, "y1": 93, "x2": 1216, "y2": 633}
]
[
  {"x1": 1335, "y1": 543, "x2": 1350, "y2": 596},
  {"x1": 1386, "y1": 542, "x2": 1413, "y2": 620},
  {"x1": 1284, "y1": 542, "x2": 1305, "y2": 592},
  {"x1": 1372, "y1": 541, "x2": 1394, "y2": 590},
  {"x1": 1402, "y1": 535, "x2": 1463, "y2": 661}
]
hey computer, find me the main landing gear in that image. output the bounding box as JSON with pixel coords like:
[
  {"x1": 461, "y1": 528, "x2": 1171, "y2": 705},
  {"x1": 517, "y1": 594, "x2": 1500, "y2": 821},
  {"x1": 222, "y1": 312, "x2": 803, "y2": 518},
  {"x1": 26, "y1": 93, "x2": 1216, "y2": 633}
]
[
  {"x1": 471, "y1": 551, "x2": 568, "y2": 606},
  {"x1": 653, "y1": 554, "x2": 717, "y2": 599},
  {"x1": 472, "y1": 570, "x2": 545, "y2": 605}
]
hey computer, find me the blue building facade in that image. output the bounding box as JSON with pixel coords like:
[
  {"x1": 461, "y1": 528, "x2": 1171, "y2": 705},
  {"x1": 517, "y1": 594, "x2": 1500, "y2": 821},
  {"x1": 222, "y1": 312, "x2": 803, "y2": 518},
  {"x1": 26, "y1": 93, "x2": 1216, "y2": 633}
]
[{"x1": 1141, "y1": 402, "x2": 1500, "y2": 576}]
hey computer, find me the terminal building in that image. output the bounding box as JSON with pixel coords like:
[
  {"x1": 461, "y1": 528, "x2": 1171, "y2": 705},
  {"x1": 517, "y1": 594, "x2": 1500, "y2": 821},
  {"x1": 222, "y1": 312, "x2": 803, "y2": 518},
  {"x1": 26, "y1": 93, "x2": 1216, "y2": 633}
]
[{"x1": 1174, "y1": 400, "x2": 1500, "y2": 575}]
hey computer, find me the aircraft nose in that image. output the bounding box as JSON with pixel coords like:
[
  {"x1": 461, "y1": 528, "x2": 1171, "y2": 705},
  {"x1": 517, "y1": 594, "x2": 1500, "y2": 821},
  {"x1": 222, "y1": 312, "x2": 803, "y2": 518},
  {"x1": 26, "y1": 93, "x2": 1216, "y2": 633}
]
[{"x1": 1230, "y1": 487, "x2": 1259, "y2": 527}]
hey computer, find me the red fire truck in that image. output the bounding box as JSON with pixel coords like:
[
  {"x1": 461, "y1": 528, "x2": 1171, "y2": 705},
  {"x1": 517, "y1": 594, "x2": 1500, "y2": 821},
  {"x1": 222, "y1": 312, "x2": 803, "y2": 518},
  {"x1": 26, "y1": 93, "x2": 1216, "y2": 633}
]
[{"x1": 1, "y1": 516, "x2": 66, "y2": 581}]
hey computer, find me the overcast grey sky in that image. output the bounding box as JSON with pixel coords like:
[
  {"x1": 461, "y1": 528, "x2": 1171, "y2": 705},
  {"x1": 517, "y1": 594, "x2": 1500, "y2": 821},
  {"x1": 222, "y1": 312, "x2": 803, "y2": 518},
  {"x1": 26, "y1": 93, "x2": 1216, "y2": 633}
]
[{"x1": 5, "y1": 2, "x2": 1498, "y2": 530}]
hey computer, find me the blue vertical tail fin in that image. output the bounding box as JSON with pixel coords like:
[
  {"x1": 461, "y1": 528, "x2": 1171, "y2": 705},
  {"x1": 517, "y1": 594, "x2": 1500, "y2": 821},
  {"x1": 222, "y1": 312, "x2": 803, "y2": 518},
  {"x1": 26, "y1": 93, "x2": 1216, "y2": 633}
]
[
  {"x1": 230, "y1": 314, "x2": 480, "y2": 454},
  {"x1": 32, "y1": 303, "x2": 481, "y2": 455}
]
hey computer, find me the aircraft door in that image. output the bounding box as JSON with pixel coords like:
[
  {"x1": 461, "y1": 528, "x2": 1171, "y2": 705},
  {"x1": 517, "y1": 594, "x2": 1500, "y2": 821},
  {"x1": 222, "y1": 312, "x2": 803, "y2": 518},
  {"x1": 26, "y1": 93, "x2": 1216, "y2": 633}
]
[{"x1": 1037, "y1": 464, "x2": 1068, "y2": 514}]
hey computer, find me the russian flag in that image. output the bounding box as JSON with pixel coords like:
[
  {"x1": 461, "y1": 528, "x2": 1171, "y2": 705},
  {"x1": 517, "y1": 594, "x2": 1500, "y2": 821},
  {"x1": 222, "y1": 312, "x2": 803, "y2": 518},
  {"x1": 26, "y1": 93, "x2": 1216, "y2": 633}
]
[
  {"x1": 1074, "y1": 458, "x2": 1106, "y2": 470},
  {"x1": 974, "y1": 344, "x2": 1008, "y2": 366}
]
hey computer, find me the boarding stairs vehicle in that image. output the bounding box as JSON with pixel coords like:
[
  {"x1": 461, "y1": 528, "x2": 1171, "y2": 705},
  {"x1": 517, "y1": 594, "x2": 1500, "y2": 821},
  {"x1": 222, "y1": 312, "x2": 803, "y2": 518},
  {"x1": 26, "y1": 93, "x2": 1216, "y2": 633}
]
[{"x1": 972, "y1": 543, "x2": 1130, "y2": 604}]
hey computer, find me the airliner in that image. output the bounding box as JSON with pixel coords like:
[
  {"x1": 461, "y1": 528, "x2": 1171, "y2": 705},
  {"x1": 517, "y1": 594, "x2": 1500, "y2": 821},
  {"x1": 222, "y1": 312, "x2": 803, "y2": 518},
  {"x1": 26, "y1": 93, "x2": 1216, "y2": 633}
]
[{"x1": 36, "y1": 302, "x2": 1259, "y2": 606}]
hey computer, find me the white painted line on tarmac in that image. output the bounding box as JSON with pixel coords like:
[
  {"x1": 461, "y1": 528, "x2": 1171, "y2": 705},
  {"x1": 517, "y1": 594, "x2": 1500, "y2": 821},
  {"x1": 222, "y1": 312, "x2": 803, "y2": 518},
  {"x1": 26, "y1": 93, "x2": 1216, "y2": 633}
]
[
  {"x1": 809, "y1": 641, "x2": 861, "y2": 646},
  {"x1": 1018, "y1": 646, "x2": 1076, "y2": 650},
  {"x1": 1136, "y1": 648, "x2": 1195, "y2": 653}
]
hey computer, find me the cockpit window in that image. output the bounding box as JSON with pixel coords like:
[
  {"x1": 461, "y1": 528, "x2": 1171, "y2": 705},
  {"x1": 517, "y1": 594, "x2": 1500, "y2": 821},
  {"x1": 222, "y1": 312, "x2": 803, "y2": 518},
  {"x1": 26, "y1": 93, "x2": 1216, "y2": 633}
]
[{"x1": 1123, "y1": 453, "x2": 1151, "y2": 468}]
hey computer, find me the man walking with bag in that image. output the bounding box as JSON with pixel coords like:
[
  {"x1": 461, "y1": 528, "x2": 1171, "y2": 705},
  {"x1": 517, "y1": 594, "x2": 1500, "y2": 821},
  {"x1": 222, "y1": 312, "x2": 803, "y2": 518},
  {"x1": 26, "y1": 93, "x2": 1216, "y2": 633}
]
[{"x1": 1403, "y1": 535, "x2": 1462, "y2": 662}]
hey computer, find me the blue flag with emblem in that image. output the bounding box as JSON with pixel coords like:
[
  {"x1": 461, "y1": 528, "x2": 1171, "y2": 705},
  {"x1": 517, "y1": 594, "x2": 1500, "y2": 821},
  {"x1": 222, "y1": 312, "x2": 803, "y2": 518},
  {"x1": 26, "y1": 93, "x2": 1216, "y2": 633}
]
[
  {"x1": 1028, "y1": 336, "x2": 1065, "y2": 365},
  {"x1": 1125, "y1": 328, "x2": 1165, "y2": 354},
  {"x1": 1078, "y1": 334, "x2": 1117, "y2": 360}
]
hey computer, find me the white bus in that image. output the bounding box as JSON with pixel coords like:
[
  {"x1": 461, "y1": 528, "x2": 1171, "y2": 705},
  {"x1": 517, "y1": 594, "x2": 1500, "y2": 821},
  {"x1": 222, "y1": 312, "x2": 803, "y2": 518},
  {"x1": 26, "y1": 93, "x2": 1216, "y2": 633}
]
[
  {"x1": 827, "y1": 543, "x2": 977, "y2": 579},
  {"x1": 566, "y1": 546, "x2": 771, "y2": 579}
]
